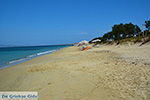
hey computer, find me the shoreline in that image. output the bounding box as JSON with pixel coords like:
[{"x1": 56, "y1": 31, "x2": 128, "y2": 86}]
[
  {"x1": 0, "y1": 44, "x2": 149, "y2": 100},
  {"x1": 0, "y1": 46, "x2": 70, "y2": 70}
]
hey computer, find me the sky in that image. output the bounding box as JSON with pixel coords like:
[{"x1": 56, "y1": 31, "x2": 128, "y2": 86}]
[{"x1": 0, "y1": 0, "x2": 149, "y2": 46}]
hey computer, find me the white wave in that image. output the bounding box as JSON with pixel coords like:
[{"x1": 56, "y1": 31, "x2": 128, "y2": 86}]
[
  {"x1": 8, "y1": 58, "x2": 26, "y2": 64},
  {"x1": 8, "y1": 50, "x2": 56, "y2": 65},
  {"x1": 36, "y1": 50, "x2": 56, "y2": 56},
  {"x1": 28, "y1": 54, "x2": 36, "y2": 58}
]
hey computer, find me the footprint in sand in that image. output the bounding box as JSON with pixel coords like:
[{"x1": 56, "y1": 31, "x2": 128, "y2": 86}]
[{"x1": 48, "y1": 82, "x2": 52, "y2": 85}]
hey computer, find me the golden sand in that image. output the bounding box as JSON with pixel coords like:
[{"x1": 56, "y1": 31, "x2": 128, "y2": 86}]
[{"x1": 0, "y1": 44, "x2": 150, "y2": 100}]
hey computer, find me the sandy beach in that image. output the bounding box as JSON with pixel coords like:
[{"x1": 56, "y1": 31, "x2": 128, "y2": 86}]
[{"x1": 0, "y1": 44, "x2": 150, "y2": 100}]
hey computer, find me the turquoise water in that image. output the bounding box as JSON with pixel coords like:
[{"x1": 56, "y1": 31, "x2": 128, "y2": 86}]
[{"x1": 0, "y1": 45, "x2": 72, "y2": 69}]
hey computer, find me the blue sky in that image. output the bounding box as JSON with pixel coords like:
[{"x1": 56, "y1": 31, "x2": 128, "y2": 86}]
[{"x1": 0, "y1": 0, "x2": 149, "y2": 46}]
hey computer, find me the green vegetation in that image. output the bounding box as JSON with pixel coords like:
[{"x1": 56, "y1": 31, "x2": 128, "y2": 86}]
[
  {"x1": 145, "y1": 20, "x2": 150, "y2": 31},
  {"x1": 90, "y1": 20, "x2": 150, "y2": 44}
]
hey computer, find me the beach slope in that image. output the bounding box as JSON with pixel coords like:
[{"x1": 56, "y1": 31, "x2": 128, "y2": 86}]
[{"x1": 0, "y1": 44, "x2": 150, "y2": 100}]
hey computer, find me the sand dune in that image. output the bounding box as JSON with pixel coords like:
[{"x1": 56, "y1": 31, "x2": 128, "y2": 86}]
[{"x1": 0, "y1": 44, "x2": 150, "y2": 100}]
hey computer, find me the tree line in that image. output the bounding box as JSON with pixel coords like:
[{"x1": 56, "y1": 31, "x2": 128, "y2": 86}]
[{"x1": 90, "y1": 20, "x2": 150, "y2": 44}]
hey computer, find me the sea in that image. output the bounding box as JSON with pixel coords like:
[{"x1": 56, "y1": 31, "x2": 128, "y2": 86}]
[{"x1": 0, "y1": 44, "x2": 72, "y2": 69}]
